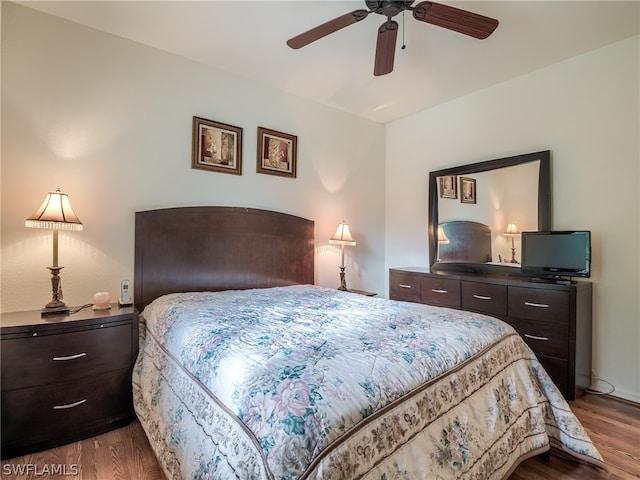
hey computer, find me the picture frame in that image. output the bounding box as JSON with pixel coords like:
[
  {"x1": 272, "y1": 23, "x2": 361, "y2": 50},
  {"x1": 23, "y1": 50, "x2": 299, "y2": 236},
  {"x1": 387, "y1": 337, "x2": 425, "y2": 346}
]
[
  {"x1": 192, "y1": 116, "x2": 243, "y2": 175},
  {"x1": 257, "y1": 127, "x2": 297, "y2": 178},
  {"x1": 439, "y1": 175, "x2": 457, "y2": 199},
  {"x1": 460, "y1": 177, "x2": 477, "y2": 204}
]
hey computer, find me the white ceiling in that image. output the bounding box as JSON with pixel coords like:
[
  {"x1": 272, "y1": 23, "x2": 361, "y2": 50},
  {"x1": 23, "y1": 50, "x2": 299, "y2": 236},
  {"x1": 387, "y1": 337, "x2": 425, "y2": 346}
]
[{"x1": 16, "y1": 1, "x2": 640, "y2": 123}]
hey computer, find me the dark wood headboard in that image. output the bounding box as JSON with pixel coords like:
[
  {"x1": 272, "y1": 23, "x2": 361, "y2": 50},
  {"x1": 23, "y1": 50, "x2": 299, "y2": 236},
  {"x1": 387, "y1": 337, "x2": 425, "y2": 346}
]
[
  {"x1": 134, "y1": 207, "x2": 315, "y2": 311},
  {"x1": 438, "y1": 220, "x2": 492, "y2": 263}
]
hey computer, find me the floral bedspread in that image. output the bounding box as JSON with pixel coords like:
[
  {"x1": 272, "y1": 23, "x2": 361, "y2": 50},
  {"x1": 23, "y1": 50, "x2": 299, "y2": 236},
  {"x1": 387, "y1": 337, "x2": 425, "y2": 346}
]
[{"x1": 132, "y1": 285, "x2": 605, "y2": 480}]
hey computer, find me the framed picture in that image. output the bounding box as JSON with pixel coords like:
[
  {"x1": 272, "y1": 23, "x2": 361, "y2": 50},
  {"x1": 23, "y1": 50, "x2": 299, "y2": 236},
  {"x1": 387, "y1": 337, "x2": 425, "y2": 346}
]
[
  {"x1": 257, "y1": 127, "x2": 297, "y2": 178},
  {"x1": 460, "y1": 177, "x2": 476, "y2": 204},
  {"x1": 192, "y1": 116, "x2": 243, "y2": 175},
  {"x1": 439, "y1": 175, "x2": 457, "y2": 199}
]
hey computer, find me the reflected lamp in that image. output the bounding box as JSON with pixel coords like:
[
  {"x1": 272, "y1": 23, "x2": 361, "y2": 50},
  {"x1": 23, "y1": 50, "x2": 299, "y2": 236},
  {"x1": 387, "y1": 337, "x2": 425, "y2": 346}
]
[
  {"x1": 437, "y1": 225, "x2": 449, "y2": 261},
  {"x1": 504, "y1": 222, "x2": 520, "y2": 264}
]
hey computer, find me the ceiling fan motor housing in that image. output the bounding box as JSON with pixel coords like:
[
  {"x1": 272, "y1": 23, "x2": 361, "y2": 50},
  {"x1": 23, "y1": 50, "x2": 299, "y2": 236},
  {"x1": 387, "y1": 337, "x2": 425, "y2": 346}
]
[{"x1": 365, "y1": 0, "x2": 416, "y2": 18}]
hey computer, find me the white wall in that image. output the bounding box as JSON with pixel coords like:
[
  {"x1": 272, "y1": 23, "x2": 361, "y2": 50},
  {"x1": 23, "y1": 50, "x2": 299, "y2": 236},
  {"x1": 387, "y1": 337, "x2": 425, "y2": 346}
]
[
  {"x1": 385, "y1": 36, "x2": 640, "y2": 402},
  {"x1": 1, "y1": 3, "x2": 386, "y2": 311}
]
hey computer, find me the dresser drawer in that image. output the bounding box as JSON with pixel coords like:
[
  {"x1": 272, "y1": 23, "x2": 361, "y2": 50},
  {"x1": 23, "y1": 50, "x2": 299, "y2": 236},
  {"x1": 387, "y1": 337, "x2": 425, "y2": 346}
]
[
  {"x1": 421, "y1": 277, "x2": 460, "y2": 307},
  {"x1": 389, "y1": 271, "x2": 422, "y2": 302},
  {"x1": 506, "y1": 317, "x2": 568, "y2": 359},
  {"x1": 1, "y1": 368, "x2": 132, "y2": 454},
  {"x1": 535, "y1": 354, "x2": 569, "y2": 394},
  {"x1": 461, "y1": 281, "x2": 507, "y2": 316},
  {"x1": 1, "y1": 323, "x2": 133, "y2": 391},
  {"x1": 508, "y1": 287, "x2": 570, "y2": 324}
]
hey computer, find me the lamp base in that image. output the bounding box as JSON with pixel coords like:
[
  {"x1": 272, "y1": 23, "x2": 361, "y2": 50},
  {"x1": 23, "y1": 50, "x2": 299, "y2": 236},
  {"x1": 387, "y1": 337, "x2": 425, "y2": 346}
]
[
  {"x1": 42, "y1": 266, "x2": 69, "y2": 315},
  {"x1": 337, "y1": 266, "x2": 348, "y2": 291},
  {"x1": 41, "y1": 305, "x2": 70, "y2": 315},
  {"x1": 510, "y1": 247, "x2": 519, "y2": 264}
]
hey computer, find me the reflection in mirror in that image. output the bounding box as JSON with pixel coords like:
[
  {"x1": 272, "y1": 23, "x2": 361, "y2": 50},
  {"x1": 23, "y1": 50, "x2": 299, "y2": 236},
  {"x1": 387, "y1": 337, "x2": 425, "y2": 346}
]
[
  {"x1": 428, "y1": 151, "x2": 550, "y2": 275},
  {"x1": 437, "y1": 220, "x2": 492, "y2": 263},
  {"x1": 438, "y1": 162, "x2": 539, "y2": 264}
]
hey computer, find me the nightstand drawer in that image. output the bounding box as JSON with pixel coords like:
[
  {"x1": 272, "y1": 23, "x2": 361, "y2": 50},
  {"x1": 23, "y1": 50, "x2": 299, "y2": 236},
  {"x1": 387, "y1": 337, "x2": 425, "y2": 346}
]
[
  {"x1": 1, "y1": 368, "x2": 132, "y2": 454},
  {"x1": 389, "y1": 271, "x2": 421, "y2": 302},
  {"x1": 461, "y1": 281, "x2": 507, "y2": 316},
  {"x1": 508, "y1": 287, "x2": 569, "y2": 324},
  {"x1": 1, "y1": 323, "x2": 132, "y2": 391},
  {"x1": 506, "y1": 317, "x2": 568, "y2": 359},
  {"x1": 421, "y1": 277, "x2": 460, "y2": 307}
]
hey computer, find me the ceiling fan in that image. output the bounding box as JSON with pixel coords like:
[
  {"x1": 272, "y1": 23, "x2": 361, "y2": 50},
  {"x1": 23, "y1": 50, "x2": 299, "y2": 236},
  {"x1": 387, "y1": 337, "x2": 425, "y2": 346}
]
[{"x1": 287, "y1": 1, "x2": 499, "y2": 76}]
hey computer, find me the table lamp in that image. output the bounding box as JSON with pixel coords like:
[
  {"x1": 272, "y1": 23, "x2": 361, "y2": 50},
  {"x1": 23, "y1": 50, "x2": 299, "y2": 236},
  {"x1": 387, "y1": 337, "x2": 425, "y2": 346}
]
[
  {"x1": 504, "y1": 222, "x2": 520, "y2": 264},
  {"x1": 329, "y1": 221, "x2": 356, "y2": 291},
  {"x1": 25, "y1": 189, "x2": 83, "y2": 314}
]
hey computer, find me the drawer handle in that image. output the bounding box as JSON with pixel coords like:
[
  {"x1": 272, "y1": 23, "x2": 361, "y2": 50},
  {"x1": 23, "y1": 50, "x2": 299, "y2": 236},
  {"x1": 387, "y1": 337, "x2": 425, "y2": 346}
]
[
  {"x1": 53, "y1": 399, "x2": 87, "y2": 410},
  {"x1": 524, "y1": 301, "x2": 550, "y2": 308},
  {"x1": 524, "y1": 333, "x2": 549, "y2": 342},
  {"x1": 431, "y1": 289, "x2": 448, "y2": 294},
  {"x1": 52, "y1": 352, "x2": 87, "y2": 361},
  {"x1": 473, "y1": 294, "x2": 492, "y2": 300},
  {"x1": 398, "y1": 284, "x2": 413, "y2": 289}
]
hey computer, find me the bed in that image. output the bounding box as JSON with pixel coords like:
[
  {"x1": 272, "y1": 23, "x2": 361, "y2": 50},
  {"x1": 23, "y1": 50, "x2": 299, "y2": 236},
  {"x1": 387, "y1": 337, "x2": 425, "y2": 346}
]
[{"x1": 132, "y1": 206, "x2": 605, "y2": 480}]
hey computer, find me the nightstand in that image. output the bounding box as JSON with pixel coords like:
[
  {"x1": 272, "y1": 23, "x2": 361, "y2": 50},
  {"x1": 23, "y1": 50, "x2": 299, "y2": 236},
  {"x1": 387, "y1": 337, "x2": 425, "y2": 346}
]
[
  {"x1": 347, "y1": 289, "x2": 377, "y2": 297},
  {"x1": 1, "y1": 304, "x2": 139, "y2": 459}
]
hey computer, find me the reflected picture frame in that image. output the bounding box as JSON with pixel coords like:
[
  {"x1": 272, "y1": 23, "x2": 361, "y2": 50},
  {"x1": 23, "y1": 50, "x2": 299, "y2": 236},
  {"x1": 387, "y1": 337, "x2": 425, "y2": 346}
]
[
  {"x1": 257, "y1": 127, "x2": 297, "y2": 178},
  {"x1": 192, "y1": 116, "x2": 243, "y2": 175},
  {"x1": 439, "y1": 175, "x2": 457, "y2": 199},
  {"x1": 460, "y1": 177, "x2": 476, "y2": 204}
]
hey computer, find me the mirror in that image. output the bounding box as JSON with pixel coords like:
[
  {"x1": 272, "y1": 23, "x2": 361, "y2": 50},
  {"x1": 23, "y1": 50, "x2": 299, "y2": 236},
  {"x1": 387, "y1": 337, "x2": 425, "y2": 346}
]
[{"x1": 428, "y1": 150, "x2": 551, "y2": 275}]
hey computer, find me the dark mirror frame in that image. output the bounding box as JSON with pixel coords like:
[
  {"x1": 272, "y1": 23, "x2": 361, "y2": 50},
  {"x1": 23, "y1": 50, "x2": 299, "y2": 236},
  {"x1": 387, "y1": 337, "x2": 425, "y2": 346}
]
[{"x1": 428, "y1": 150, "x2": 551, "y2": 275}]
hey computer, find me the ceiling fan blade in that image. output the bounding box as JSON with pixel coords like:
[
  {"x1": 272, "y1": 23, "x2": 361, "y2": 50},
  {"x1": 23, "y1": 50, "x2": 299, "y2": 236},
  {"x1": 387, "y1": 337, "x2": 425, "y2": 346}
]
[
  {"x1": 287, "y1": 9, "x2": 369, "y2": 49},
  {"x1": 413, "y1": 1, "x2": 498, "y2": 39},
  {"x1": 374, "y1": 20, "x2": 398, "y2": 77}
]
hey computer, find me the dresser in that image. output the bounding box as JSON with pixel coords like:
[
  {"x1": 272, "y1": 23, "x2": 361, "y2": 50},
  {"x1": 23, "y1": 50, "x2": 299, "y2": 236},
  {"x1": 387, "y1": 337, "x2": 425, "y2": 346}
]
[
  {"x1": 1, "y1": 305, "x2": 139, "y2": 459},
  {"x1": 389, "y1": 267, "x2": 592, "y2": 400}
]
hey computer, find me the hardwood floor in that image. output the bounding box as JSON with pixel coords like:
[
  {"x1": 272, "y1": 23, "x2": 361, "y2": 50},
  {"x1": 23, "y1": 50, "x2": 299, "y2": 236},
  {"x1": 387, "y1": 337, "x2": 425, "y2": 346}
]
[
  {"x1": 510, "y1": 394, "x2": 640, "y2": 480},
  {"x1": 1, "y1": 394, "x2": 638, "y2": 479},
  {"x1": 1, "y1": 422, "x2": 165, "y2": 480}
]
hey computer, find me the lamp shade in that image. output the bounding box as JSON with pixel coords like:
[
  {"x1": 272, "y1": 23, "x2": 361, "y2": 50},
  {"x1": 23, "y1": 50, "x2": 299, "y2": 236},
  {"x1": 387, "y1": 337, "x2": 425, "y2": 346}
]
[
  {"x1": 437, "y1": 225, "x2": 450, "y2": 244},
  {"x1": 329, "y1": 221, "x2": 356, "y2": 246},
  {"x1": 25, "y1": 189, "x2": 83, "y2": 231},
  {"x1": 504, "y1": 223, "x2": 520, "y2": 236}
]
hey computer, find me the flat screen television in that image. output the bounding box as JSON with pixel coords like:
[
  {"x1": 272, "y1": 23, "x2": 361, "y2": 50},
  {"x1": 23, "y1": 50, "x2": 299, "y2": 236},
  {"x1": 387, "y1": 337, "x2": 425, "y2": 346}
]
[{"x1": 521, "y1": 231, "x2": 591, "y2": 282}]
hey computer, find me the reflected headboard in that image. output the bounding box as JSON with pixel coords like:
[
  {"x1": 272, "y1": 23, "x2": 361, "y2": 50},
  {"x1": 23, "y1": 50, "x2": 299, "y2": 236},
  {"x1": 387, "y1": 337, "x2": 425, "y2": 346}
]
[
  {"x1": 438, "y1": 220, "x2": 492, "y2": 263},
  {"x1": 134, "y1": 206, "x2": 315, "y2": 311}
]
